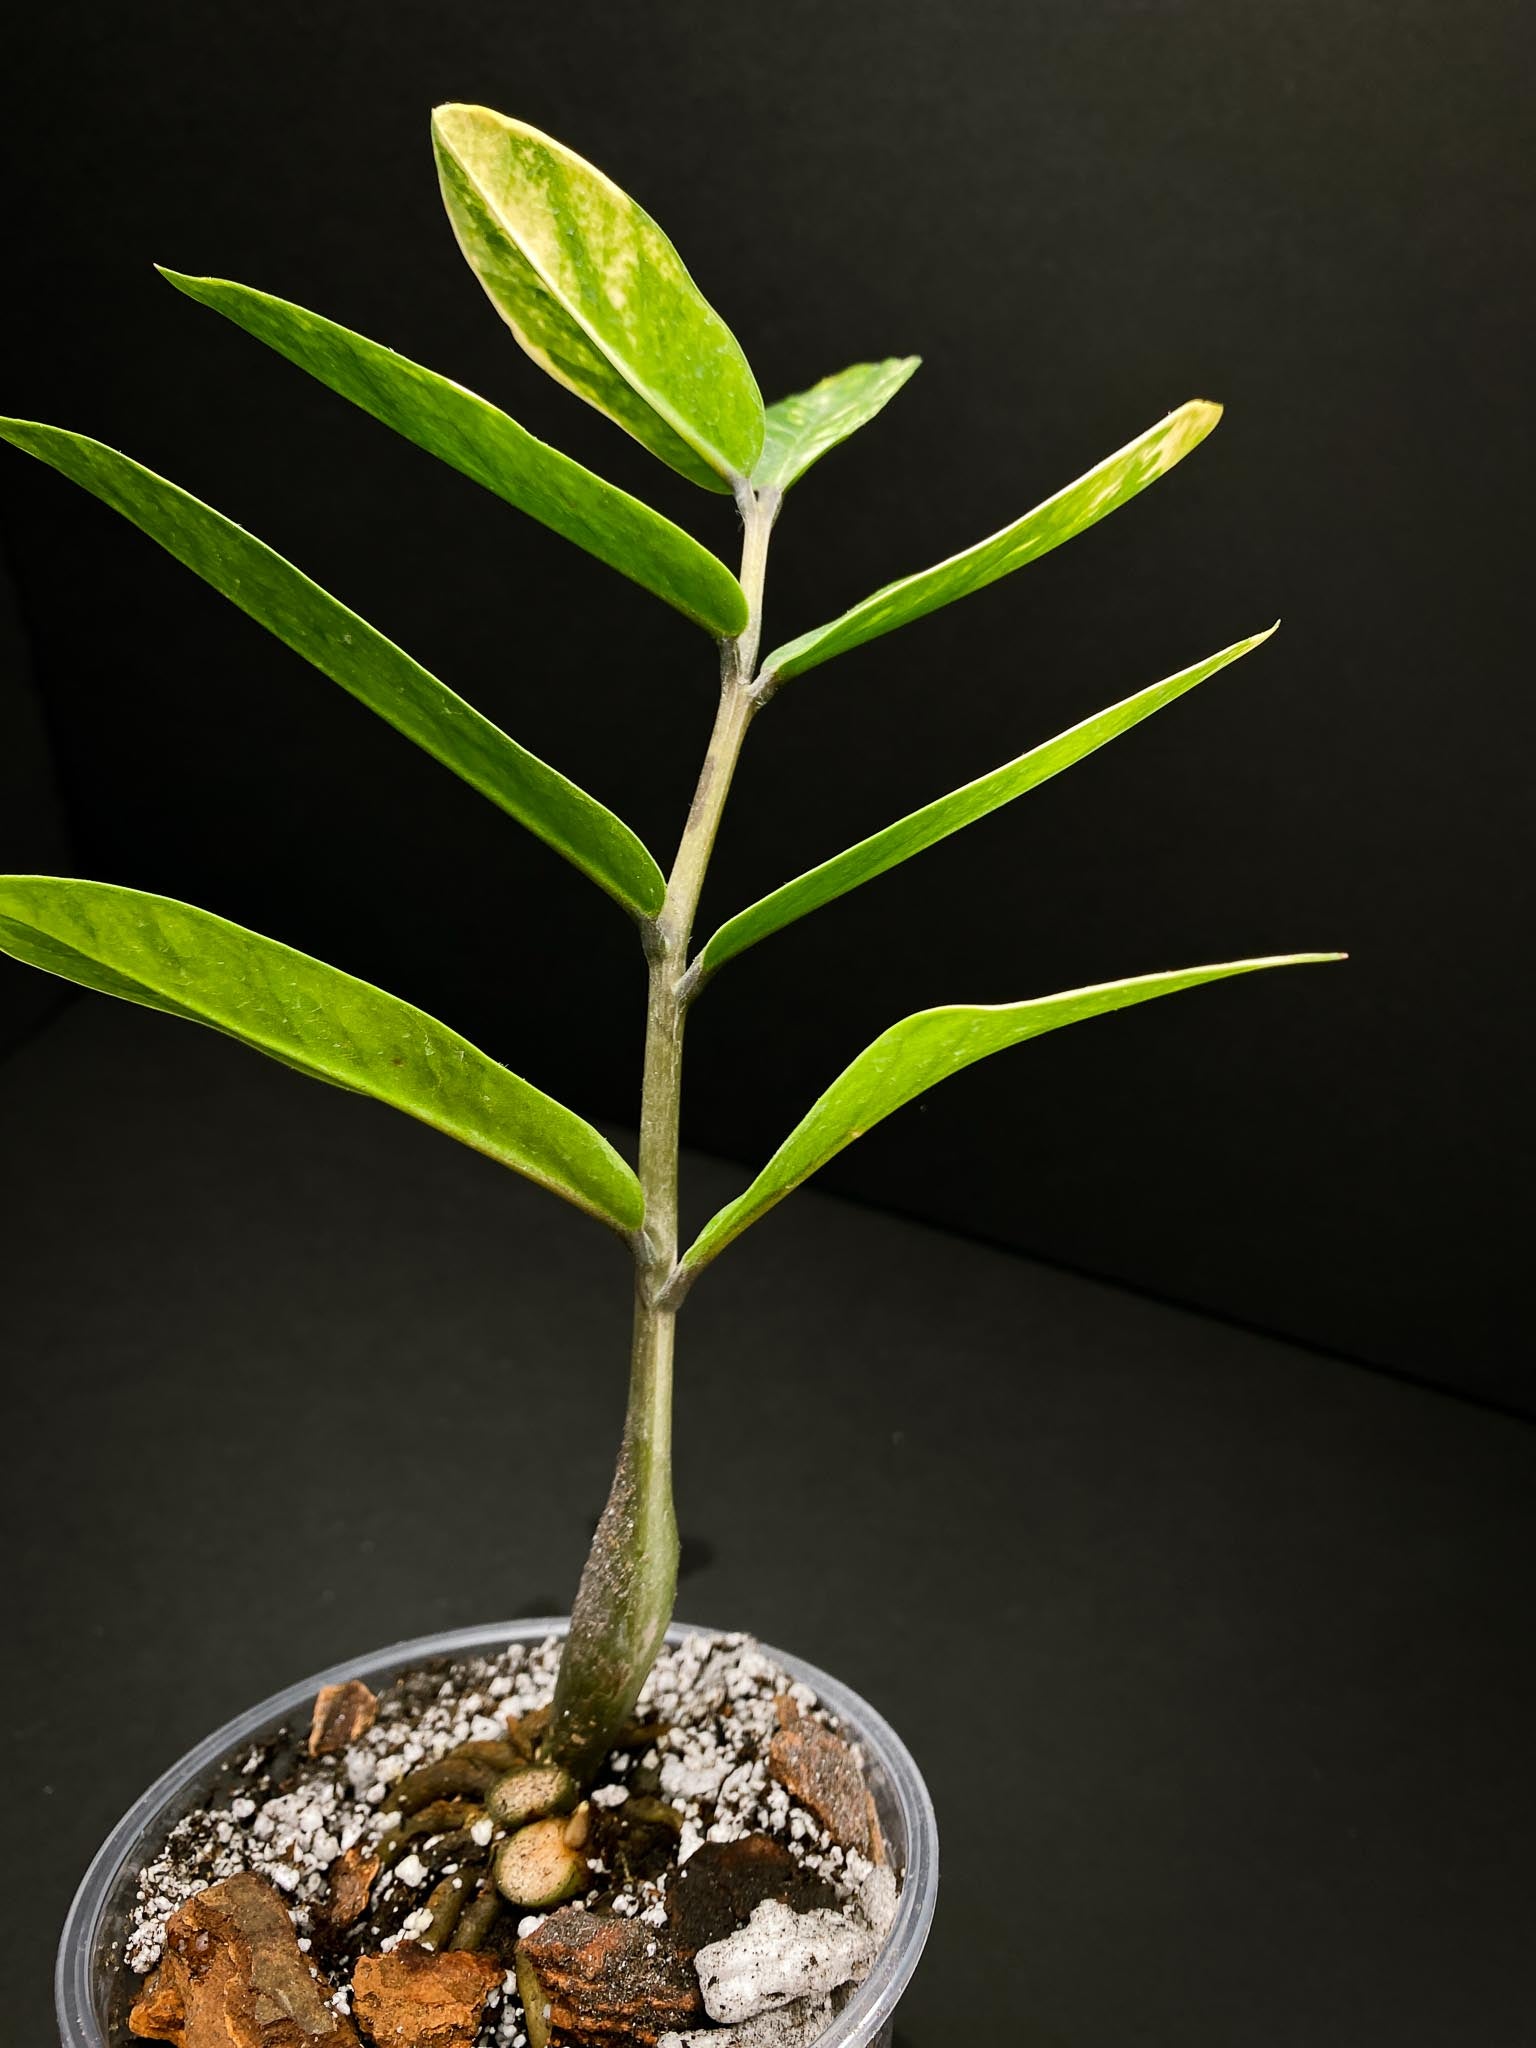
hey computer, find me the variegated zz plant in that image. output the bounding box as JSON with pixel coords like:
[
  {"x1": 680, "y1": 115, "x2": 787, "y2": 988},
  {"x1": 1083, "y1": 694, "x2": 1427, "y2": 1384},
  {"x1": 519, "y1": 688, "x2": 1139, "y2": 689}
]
[{"x1": 0, "y1": 108, "x2": 1340, "y2": 1781}]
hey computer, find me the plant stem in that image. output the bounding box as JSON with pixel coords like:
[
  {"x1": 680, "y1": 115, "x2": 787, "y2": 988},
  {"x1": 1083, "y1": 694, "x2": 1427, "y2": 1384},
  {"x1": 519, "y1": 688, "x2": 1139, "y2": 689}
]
[{"x1": 544, "y1": 487, "x2": 776, "y2": 1780}]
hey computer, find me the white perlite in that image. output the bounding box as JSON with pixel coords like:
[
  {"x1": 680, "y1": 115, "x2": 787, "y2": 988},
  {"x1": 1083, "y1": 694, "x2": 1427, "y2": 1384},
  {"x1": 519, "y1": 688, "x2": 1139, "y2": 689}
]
[
  {"x1": 695, "y1": 1899, "x2": 876, "y2": 2025},
  {"x1": 659, "y1": 1998, "x2": 831, "y2": 2048},
  {"x1": 854, "y1": 1860, "x2": 900, "y2": 1945},
  {"x1": 124, "y1": 1636, "x2": 566, "y2": 1974},
  {"x1": 125, "y1": 1632, "x2": 900, "y2": 2048}
]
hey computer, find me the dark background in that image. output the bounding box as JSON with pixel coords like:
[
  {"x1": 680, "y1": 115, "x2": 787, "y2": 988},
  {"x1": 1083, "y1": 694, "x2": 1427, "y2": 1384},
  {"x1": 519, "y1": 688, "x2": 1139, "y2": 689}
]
[
  {"x1": 3, "y1": 0, "x2": 1531, "y2": 1411},
  {"x1": 4, "y1": 5, "x2": 1536, "y2": 2045}
]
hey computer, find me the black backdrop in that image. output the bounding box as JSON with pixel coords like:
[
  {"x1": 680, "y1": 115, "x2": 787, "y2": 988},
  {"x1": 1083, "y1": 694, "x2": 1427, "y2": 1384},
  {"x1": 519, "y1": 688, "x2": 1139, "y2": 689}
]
[{"x1": 2, "y1": 0, "x2": 1531, "y2": 1408}]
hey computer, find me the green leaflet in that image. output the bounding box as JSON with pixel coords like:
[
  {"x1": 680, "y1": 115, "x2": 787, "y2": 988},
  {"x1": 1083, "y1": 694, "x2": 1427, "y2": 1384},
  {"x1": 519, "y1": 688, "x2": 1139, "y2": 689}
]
[
  {"x1": 158, "y1": 272, "x2": 747, "y2": 639},
  {"x1": 681, "y1": 954, "x2": 1342, "y2": 1269},
  {"x1": 0, "y1": 420, "x2": 665, "y2": 919},
  {"x1": 433, "y1": 106, "x2": 763, "y2": 493},
  {"x1": 158, "y1": 272, "x2": 748, "y2": 639},
  {"x1": 753, "y1": 358, "x2": 921, "y2": 495},
  {"x1": 698, "y1": 628, "x2": 1275, "y2": 977},
  {"x1": 0, "y1": 878, "x2": 645, "y2": 1232},
  {"x1": 761, "y1": 400, "x2": 1222, "y2": 685}
]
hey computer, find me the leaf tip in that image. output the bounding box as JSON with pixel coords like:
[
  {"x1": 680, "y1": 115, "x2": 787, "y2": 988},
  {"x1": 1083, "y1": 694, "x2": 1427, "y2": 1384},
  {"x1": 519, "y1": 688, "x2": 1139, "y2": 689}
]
[
  {"x1": 1158, "y1": 396, "x2": 1222, "y2": 461},
  {"x1": 156, "y1": 268, "x2": 233, "y2": 315},
  {"x1": 429, "y1": 103, "x2": 469, "y2": 163},
  {"x1": 431, "y1": 101, "x2": 494, "y2": 155}
]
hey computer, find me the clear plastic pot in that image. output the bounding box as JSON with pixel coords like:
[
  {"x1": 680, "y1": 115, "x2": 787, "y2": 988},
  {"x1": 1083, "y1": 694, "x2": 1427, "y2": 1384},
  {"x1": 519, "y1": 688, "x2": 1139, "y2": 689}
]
[{"x1": 57, "y1": 1618, "x2": 938, "y2": 2048}]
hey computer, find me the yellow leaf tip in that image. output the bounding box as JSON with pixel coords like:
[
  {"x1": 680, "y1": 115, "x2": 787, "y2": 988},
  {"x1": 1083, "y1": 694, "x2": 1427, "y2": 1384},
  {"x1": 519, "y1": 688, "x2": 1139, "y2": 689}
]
[
  {"x1": 433, "y1": 102, "x2": 517, "y2": 138},
  {"x1": 430, "y1": 103, "x2": 475, "y2": 142},
  {"x1": 1153, "y1": 398, "x2": 1223, "y2": 469}
]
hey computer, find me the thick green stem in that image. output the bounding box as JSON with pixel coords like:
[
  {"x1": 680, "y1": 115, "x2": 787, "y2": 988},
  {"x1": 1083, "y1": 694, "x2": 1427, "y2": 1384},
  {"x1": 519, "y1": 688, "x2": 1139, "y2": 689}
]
[
  {"x1": 544, "y1": 489, "x2": 776, "y2": 1780},
  {"x1": 542, "y1": 1291, "x2": 677, "y2": 1780}
]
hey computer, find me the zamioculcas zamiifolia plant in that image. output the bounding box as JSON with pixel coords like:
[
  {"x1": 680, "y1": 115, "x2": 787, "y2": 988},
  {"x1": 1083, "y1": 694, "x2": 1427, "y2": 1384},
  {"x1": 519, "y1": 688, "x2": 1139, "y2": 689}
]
[{"x1": 0, "y1": 107, "x2": 1341, "y2": 1787}]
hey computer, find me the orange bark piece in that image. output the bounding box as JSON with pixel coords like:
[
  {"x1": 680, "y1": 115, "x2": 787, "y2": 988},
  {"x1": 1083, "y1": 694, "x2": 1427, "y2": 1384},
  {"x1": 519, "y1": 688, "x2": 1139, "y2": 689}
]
[
  {"x1": 129, "y1": 1965, "x2": 186, "y2": 2043},
  {"x1": 767, "y1": 1721, "x2": 873, "y2": 1857},
  {"x1": 309, "y1": 1681, "x2": 379, "y2": 1757},
  {"x1": 323, "y1": 1845, "x2": 380, "y2": 1930},
  {"x1": 127, "y1": 1873, "x2": 358, "y2": 2048},
  {"x1": 351, "y1": 1947, "x2": 502, "y2": 2048}
]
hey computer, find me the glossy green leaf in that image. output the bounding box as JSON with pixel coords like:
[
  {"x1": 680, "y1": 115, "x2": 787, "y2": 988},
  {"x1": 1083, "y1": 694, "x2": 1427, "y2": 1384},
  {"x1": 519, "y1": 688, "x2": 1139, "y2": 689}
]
[
  {"x1": 432, "y1": 105, "x2": 763, "y2": 493},
  {"x1": 682, "y1": 953, "x2": 1342, "y2": 1270},
  {"x1": 0, "y1": 878, "x2": 645, "y2": 1231},
  {"x1": 0, "y1": 420, "x2": 665, "y2": 918},
  {"x1": 698, "y1": 628, "x2": 1274, "y2": 978},
  {"x1": 157, "y1": 272, "x2": 748, "y2": 640},
  {"x1": 761, "y1": 401, "x2": 1222, "y2": 686},
  {"x1": 752, "y1": 358, "x2": 920, "y2": 495}
]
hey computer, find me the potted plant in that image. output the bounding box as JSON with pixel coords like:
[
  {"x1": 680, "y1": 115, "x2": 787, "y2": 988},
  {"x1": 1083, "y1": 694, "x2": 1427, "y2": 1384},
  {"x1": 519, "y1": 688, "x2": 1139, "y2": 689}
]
[{"x1": 5, "y1": 106, "x2": 1339, "y2": 2048}]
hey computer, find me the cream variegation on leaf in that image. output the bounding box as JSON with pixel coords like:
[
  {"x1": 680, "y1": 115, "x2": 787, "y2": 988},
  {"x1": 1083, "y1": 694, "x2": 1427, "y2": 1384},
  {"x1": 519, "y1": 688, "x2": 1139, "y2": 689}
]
[{"x1": 432, "y1": 105, "x2": 764, "y2": 492}]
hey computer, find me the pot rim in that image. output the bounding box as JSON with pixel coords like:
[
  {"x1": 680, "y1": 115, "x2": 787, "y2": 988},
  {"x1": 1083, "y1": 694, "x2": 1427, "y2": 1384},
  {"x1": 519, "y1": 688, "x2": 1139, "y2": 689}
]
[{"x1": 56, "y1": 1617, "x2": 938, "y2": 2048}]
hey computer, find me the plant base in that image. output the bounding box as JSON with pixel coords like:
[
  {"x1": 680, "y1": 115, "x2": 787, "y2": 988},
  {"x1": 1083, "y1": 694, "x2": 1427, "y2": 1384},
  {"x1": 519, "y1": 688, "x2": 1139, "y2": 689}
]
[{"x1": 57, "y1": 1621, "x2": 936, "y2": 2048}]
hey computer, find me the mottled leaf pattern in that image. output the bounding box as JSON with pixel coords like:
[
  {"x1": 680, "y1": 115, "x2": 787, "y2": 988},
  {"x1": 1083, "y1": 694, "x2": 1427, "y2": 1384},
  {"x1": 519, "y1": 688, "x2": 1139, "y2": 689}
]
[
  {"x1": 159, "y1": 271, "x2": 748, "y2": 637},
  {"x1": 0, "y1": 878, "x2": 645, "y2": 1230},
  {"x1": 433, "y1": 106, "x2": 763, "y2": 492},
  {"x1": 762, "y1": 401, "x2": 1222, "y2": 684},
  {"x1": 682, "y1": 955, "x2": 1342, "y2": 1268},
  {"x1": 753, "y1": 358, "x2": 920, "y2": 495},
  {"x1": 0, "y1": 101, "x2": 1336, "y2": 1303},
  {"x1": 698, "y1": 629, "x2": 1275, "y2": 975},
  {"x1": 0, "y1": 420, "x2": 665, "y2": 917}
]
